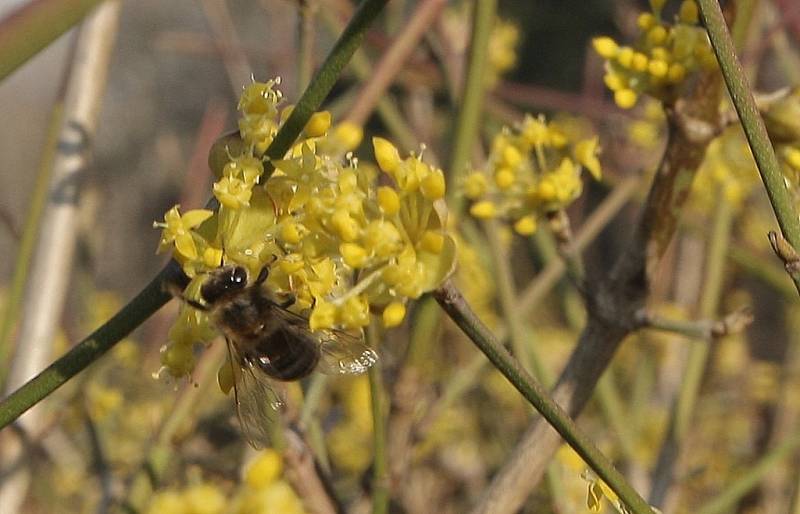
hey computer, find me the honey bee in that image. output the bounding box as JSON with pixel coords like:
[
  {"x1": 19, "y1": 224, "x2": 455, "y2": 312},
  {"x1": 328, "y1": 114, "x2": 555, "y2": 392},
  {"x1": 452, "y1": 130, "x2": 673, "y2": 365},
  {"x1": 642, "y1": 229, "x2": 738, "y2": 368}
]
[{"x1": 187, "y1": 264, "x2": 377, "y2": 448}]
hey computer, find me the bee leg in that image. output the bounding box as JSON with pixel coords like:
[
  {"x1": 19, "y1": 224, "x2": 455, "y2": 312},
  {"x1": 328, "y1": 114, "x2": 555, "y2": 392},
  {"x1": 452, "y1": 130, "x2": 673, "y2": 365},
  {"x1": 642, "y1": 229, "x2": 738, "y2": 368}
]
[
  {"x1": 255, "y1": 255, "x2": 280, "y2": 286},
  {"x1": 185, "y1": 298, "x2": 209, "y2": 311},
  {"x1": 278, "y1": 293, "x2": 296, "y2": 309},
  {"x1": 165, "y1": 282, "x2": 209, "y2": 311}
]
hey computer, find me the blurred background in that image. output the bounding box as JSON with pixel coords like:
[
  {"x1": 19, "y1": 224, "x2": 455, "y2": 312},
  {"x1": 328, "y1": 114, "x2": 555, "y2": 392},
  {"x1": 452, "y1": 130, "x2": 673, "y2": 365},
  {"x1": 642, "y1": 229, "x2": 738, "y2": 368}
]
[{"x1": 1, "y1": 0, "x2": 800, "y2": 513}]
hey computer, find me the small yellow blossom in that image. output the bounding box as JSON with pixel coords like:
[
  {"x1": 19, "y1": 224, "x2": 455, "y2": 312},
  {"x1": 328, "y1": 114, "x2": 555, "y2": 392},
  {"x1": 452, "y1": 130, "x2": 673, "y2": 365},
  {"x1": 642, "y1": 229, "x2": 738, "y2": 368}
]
[
  {"x1": 513, "y1": 216, "x2": 537, "y2": 235},
  {"x1": 637, "y1": 13, "x2": 656, "y2": 31},
  {"x1": 184, "y1": 483, "x2": 226, "y2": 514},
  {"x1": 213, "y1": 176, "x2": 253, "y2": 209},
  {"x1": 246, "y1": 450, "x2": 284, "y2": 489},
  {"x1": 592, "y1": 37, "x2": 618, "y2": 59},
  {"x1": 154, "y1": 206, "x2": 213, "y2": 261},
  {"x1": 309, "y1": 300, "x2": 337, "y2": 331},
  {"x1": 340, "y1": 243, "x2": 368, "y2": 268},
  {"x1": 332, "y1": 122, "x2": 363, "y2": 151},
  {"x1": 372, "y1": 137, "x2": 401, "y2": 174},
  {"x1": 648, "y1": 59, "x2": 669, "y2": 78},
  {"x1": 161, "y1": 341, "x2": 194, "y2": 377},
  {"x1": 614, "y1": 89, "x2": 638, "y2": 109},
  {"x1": 421, "y1": 167, "x2": 446, "y2": 199},
  {"x1": 377, "y1": 186, "x2": 400, "y2": 215},
  {"x1": 382, "y1": 301, "x2": 406, "y2": 328},
  {"x1": 494, "y1": 167, "x2": 515, "y2": 189},
  {"x1": 463, "y1": 172, "x2": 488, "y2": 198},
  {"x1": 304, "y1": 110, "x2": 331, "y2": 137},
  {"x1": 470, "y1": 200, "x2": 497, "y2": 219},
  {"x1": 462, "y1": 114, "x2": 601, "y2": 233},
  {"x1": 679, "y1": 0, "x2": 699, "y2": 24}
]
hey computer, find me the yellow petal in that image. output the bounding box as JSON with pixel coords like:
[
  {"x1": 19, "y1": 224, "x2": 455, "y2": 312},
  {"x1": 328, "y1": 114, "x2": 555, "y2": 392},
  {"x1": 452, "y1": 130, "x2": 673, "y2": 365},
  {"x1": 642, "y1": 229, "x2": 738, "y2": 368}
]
[{"x1": 372, "y1": 137, "x2": 401, "y2": 174}]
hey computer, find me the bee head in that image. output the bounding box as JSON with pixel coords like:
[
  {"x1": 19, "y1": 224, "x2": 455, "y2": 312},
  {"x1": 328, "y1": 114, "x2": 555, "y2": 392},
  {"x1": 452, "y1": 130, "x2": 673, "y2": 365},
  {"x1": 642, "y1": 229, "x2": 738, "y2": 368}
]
[{"x1": 200, "y1": 265, "x2": 249, "y2": 304}]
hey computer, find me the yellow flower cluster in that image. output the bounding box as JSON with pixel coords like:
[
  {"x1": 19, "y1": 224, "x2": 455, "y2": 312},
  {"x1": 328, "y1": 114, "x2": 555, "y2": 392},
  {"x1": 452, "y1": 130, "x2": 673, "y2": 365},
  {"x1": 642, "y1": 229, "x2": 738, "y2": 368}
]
[
  {"x1": 155, "y1": 79, "x2": 456, "y2": 377},
  {"x1": 592, "y1": 0, "x2": 716, "y2": 109},
  {"x1": 145, "y1": 450, "x2": 306, "y2": 514},
  {"x1": 486, "y1": 18, "x2": 520, "y2": 87},
  {"x1": 690, "y1": 127, "x2": 759, "y2": 210},
  {"x1": 462, "y1": 114, "x2": 601, "y2": 235}
]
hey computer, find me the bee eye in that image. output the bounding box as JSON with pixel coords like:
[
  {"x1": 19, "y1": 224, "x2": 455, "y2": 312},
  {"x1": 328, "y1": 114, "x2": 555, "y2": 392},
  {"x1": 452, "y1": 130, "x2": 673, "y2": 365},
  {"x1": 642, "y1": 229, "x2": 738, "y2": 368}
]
[{"x1": 232, "y1": 266, "x2": 248, "y2": 285}]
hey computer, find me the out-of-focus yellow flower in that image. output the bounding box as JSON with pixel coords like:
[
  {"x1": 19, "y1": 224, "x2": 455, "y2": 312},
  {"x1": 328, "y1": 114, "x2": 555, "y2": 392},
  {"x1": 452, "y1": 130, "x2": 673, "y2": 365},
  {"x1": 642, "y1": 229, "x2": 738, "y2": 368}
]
[
  {"x1": 462, "y1": 114, "x2": 601, "y2": 234},
  {"x1": 146, "y1": 490, "x2": 186, "y2": 514},
  {"x1": 86, "y1": 383, "x2": 123, "y2": 421},
  {"x1": 690, "y1": 127, "x2": 758, "y2": 212},
  {"x1": 246, "y1": 450, "x2": 284, "y2": 489},
  {"x1": 184, "y1": 483, "x2": 226, "y2": 514}
]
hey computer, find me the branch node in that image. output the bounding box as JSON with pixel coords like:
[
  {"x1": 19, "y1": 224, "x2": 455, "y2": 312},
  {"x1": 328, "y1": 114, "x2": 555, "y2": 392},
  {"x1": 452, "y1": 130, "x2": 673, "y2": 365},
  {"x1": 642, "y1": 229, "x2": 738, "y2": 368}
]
[{"x1": 768, "y1": 231, "x2": 800, "y2": 274}]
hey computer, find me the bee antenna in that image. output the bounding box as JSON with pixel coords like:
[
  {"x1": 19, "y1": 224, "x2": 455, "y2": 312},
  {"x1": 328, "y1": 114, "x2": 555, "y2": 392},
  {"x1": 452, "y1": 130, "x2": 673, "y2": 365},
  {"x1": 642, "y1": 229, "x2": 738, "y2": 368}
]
[{"x1": 255, "y1": 266, "x2": 269, "y2": 285}]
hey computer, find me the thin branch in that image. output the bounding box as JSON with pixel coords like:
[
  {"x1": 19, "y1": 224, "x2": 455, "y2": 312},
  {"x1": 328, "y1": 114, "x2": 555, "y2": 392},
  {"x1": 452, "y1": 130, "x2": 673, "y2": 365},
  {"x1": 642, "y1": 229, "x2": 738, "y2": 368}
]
[
  {"x1": 433, "y1": 281, "x2": 655, "y2": 514},
  {"x1": 636, "y1": 306, "x2": 753, "y2": 340},
  {"x1": 283, "y1": 429, "x2": 343, "y2": 514}
]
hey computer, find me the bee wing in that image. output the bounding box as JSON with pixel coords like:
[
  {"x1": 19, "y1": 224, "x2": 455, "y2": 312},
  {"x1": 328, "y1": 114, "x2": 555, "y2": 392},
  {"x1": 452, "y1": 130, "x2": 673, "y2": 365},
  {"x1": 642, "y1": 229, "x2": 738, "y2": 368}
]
[
  {"x1": 269, "y1": 304, "x2": 378, "y2": 375},
  {"x1": 225, "y1": 338, "x2": 284, "y2": 449},
  {"x1": 317, "y1": 328, "x2": 378, "y2": 375}
]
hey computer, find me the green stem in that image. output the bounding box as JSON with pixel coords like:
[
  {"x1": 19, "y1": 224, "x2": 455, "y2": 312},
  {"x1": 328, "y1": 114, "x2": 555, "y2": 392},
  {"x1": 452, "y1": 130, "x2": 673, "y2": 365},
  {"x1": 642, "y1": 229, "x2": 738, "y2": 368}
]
[
  {"x1": 483, "y1": 220, "x2": 566, "y2": 510},
  {"x1": 0, "y1": 0, "x2": 103, "y2": 82},
  {"x1": 0, "y1": 0, "x2": 389, "y2": 432},
  {"x1": 445, "y1": 0, "x2": 496, "y2": 215},
  {"x1": 367, "y1": 321, "x2": 389, "y2": 514},
  {"x1": 697, "y1": 0, "x2": 800, "y2": 295},
  {"x1": 433, "y1": 281, "x2": 655, "y2": 514},
  {"x1": 0, "y1": 263, "x2": 179, "y2": 431},
  {"x1": 0, "y1": 103, "x2": 63, "y2": 386}
]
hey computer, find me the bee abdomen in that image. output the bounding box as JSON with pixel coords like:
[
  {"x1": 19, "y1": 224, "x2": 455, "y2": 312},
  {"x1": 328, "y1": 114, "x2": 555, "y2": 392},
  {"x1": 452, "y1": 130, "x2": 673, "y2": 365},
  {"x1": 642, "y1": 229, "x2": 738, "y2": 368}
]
[{"x1": 253, "y1": 328, "x2": 320, "y2": 381}]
